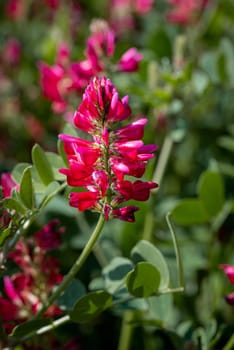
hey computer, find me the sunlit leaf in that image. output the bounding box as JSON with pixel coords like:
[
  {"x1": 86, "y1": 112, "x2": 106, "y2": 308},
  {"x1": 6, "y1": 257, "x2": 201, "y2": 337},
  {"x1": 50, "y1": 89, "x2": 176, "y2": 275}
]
[
  {"x1": 126, "y1": 262, "x2": 160, "y2": 298},
  {"x1": 32, "y1": 144, "x2": 54, "y2": 186},
  {"x1": 19, "y1": 167, "x2": 34, "y2": 209},
  {"x1": 12, "y1": 163, "x2": 30, "y2": 184},
  {"x1": 39, "y1": 181, "x2": 61, "y2": 209},
  {"x1": 46, "y1": 152, "x2": 66, "y2": 181},
  {"x1": 131, "y1": 240, "x2": 170, "y2": 290},
  {"x1": 3, "y1": 197, "x2": 26, "y2": 215},
  {"x1": 0, "y1": 227, "x2": 11, "y2": 247}
]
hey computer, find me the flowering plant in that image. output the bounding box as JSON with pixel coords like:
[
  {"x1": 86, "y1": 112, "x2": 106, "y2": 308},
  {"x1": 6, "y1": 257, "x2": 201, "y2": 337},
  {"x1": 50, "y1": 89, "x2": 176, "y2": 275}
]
[{"x1": 0, "y1": 1, "x2": 234, "y2": 349}]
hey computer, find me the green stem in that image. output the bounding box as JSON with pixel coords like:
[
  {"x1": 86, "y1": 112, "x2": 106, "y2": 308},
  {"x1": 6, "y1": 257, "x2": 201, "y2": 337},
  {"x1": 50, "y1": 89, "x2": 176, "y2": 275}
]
[
  {"x1": 1, "y1": 216, "x2": 34, "y2": 268},
  {"x1": 34, "y1": 214, "x2": 105, "y2": 319},
  {"x1": 166, "y1": 212, "x2": 185, "y2": 290},
  {"x1": 223, "y1": 334, "x2": 234, "y2": 350},
  {"x1": 11, "y1": 316, "x2": 70, "y2": 346},
  {"x1": 142, "y1": 134, "x2": 174, "y2": 242},
  {"x1": 117, "y1": 311, "x2": 136, "y2": 350},
  {"x1": 152, "y1": 134, "x2": 174, "y2": 189}
]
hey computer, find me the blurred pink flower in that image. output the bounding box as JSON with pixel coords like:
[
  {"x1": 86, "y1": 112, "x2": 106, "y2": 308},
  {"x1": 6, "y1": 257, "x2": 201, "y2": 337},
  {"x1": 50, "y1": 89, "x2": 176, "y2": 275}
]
[
  {"x1": 2, "y1": 38, "x2": 21, "y2": 65},
  {"x1": 1, "y1": 172, "x2": 19, "y2": 198},
  {"x1": 118, "y1": 47, "x2": 143, "y2": 72},
  {"x1": 35, "y1": 219, "x2": 65, "y2": 250},
  {"x1": 166, "y1": 0, "x2": 209, "y2": 25},
  {"x1": 59, "y1": 77, "x2": 157, "y2": 222},
  {"x1": 134, "y1": 0, "x2": 154, "y2": 13},
  {"x1": 44, "y1": 0, "x2": 60, "y2": 10},
  {"x1": 39, "y1": 24, "x2": 143, "y2": 116},
  {"x1": 0, "y1": 222, "x2": 64, "y2": 331},
  {"x1": 220, "y1": 264, "x2": 234, "y2": 306},
  {"x1": 5, "y1": 0, "x2": 25, "y2": 21},
  {"x1": 109, "y1": 0, "x2": 153, "y2": 34}
]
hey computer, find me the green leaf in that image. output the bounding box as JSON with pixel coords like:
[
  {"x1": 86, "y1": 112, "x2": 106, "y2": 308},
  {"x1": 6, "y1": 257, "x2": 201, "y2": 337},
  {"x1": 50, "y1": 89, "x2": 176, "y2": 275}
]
[
  {"x1": 39, "y1": 181, "x2": 61, "y2": 209},
  {"x1": 0, "y1": 227, "x2": 11, "y2": 247},
  {"x1": 19, "y1": 167, "x2": 34, "y2": 209},
  {"x1": 103, "y1": 257, "x2": 134, "y2": 295},
  {"x1": 57, "y1": 279, "x2": 86, "y2": 311},
  {"x1": 218, "y1": 162, "x2": 234, "y2": 178},
  {"x1": 131, "y1": 240, "x2": 170, "y2": 290},
  {"x1": 3, "y1": 198, "x2": 26, "y2": 215},
  {"x1": 46, "y1": 152, "x2": 66, "y2": 181},
  {"x1": 171, "y1": 199, "x2": 209, "y2": 225},
  {"x1": 12, "y1": 163, "x2": 30, "y2": 184},
  {"x1": 69, "y1": 290, "x2": 112, "y2": 323},
  {"x1": 32, "y1": 144, "x2": 54, "y2": 186},
  {"x1": 10, "y1": 319, "x2": 52, "y2": 338},
  {"x1": 197, "y1": 171, "x2": 225, "y2": 217},
  {"x1": 58, "y1": 139, "x2": 69, "y2": 167},
  {"x1": 126, "y1": 262, "x2": 160, "y2": 298},
  {"x1": 218, "y1": 135, "x2": 234, "y2": 153}
]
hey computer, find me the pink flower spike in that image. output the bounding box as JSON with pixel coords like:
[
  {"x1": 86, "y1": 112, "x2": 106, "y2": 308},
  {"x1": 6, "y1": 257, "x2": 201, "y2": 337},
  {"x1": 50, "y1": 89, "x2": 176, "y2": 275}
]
[
  {"x1": 220, "y1": 264, "x2": 234, "y2": 284},
  {"x1": 60, "y1": 77, "x2": 157, "y2": 221},
  {"x1": 118, "y1": 48, "x2": 143, "y2": 72}
]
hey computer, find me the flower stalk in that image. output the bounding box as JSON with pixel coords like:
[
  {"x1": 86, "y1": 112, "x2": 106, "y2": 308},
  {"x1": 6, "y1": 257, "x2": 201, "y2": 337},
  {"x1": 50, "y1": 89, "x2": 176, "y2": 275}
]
[{"x1": 35, "y1": 214, "x2": 105, "y2": 319}]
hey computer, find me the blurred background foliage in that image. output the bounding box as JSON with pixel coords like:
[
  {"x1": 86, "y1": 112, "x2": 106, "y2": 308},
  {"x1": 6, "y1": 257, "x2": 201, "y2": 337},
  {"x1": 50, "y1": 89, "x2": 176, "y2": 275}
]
[{"x1": 0, "y1": 0, "x2": 234, "y2": 349}]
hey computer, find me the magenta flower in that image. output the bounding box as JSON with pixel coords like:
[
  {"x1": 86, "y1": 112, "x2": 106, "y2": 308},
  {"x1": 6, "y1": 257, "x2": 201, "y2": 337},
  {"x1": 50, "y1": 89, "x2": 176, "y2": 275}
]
[
  {"x1": 5, "y1": 0, "x2": 25, "y2": 21},
  {"x1": 134, "y1": 0, "x2": 154, "y2": 13},
  {"x1": 118, "y1": 48, "x2": 143, "y2": 72},
  {"x1": 220, "y1": 264, "x2": 234, "y2": 306},
  {"x1": 35, "y1": 219, "x2": 65, "y2": 250},
  {"x1": 1, "y1": 172, "x2": 19, "y2": 198},
  {"x1": 60, "y1": 77, "x2": 157, "y2": 222},
  {"x1": 86, "y1": 19, "x2": 116, "y2": 72},
  {"x1": 39, "y1": 22, "x2": 144, "y2": 115},
  {"x1": 0, "y1": 226, "x2": 64, "y2": 332},
  {"x1": 166, "y1": 0, "x2": 209, "y2": 25}
]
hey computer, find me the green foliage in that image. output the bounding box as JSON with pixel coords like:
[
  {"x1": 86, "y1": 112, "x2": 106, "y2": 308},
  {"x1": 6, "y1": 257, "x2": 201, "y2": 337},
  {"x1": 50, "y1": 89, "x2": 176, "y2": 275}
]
[
  {"x1": 32, "y1": 144, "x2": 55, "y2": 186},
  {"x1": 126, "y1": 262, "x2": 161, "y2": 298},
  {"x1": 19, "y1": 167, "x2": 34, "y2": 209},
  {"x1": 172, "y1": 170, "x2": 226, "y2": 225},
  {"x1": 57, "y1": 279, "x2": 86, "y2": 311},
  {"x1": 69, "y1": 290, "x2": 112, "y2": 323},
  {"x1": 131, "y1": 240, "x2": 170, "y2": 290},
  {"x1": 1, "y1": 0, "x2": 234, "y2": 349},
  {"x1": 171, "y1": 199, "x2": 209, "y2": 225},
  {"x1": 10, "y1": 319, "x2": 52, "y2": 339}
]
